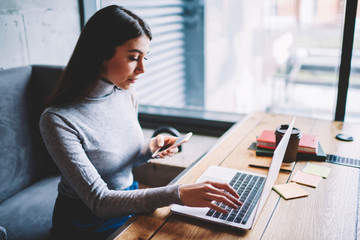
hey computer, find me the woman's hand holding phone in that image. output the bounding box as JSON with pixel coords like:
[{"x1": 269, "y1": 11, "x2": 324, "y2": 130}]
[{"x1": 151, "y1": 132, "x2": 192, "y2": 158}]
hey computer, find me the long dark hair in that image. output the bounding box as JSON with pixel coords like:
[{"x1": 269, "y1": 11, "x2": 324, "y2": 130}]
[{"x1": 45, "y1": 5, "x2": 152, "y2": 108}]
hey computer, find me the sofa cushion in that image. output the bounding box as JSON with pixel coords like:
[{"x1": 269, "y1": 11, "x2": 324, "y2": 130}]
[
  {"x1": 0, "y1": 176, "x2": 60, "y2": 240},
  {"x1": 0, "y1": 66, "x2": 35, "y2": 203},
  {"x1": 0, "y1": 65, "x2": 63, "y2": 203}
]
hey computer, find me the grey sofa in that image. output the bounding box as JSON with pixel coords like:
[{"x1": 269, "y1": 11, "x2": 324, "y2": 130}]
[{"x1": 0, "y1": 65, "x2": 64, "y2": 240}]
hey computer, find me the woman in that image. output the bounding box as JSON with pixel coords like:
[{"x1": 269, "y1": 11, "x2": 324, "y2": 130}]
[{"x1": 40, "y1": 5, "x2": 241, "y2": 239}]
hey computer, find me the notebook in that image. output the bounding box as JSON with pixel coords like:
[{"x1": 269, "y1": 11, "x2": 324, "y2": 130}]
[{"x1": 171, "y1": 117, "x2": 296, "y2": 230}]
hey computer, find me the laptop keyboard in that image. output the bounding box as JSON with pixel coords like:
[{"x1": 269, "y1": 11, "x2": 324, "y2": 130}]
[{"x1": 205, "y1": 172, "x2": 265, "y2": 225}]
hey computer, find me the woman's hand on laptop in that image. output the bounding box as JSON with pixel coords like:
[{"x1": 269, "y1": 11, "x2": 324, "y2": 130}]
[{"x1": 178, "y1": 181, "x2": 242, "y2": 214}]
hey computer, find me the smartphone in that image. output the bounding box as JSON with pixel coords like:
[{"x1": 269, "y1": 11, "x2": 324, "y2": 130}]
[{"x1": 151, "y1": 132, "x2": 193, "y2": 158}]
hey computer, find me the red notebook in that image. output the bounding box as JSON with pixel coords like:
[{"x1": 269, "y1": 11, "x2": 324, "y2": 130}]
[{"x1": 257, "y1": 130, "x2": 318, "y2": 154}]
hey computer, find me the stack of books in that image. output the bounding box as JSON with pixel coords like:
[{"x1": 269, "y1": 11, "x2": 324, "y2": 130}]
[{"x1": 256, "y1": 130, "x2": 326, "y2": 161}]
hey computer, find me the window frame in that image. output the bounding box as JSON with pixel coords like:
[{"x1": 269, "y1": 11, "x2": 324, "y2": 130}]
[{"x1": 335, "y1": 0, "x2": 359, "y2": 121}]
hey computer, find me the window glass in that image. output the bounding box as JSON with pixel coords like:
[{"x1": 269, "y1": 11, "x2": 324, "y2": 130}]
[
  {"x1": 101, "y1": 0, "x2": 352, "y2": 122},
  {"x1": 205, "y1": 0, "x2": 345, "y2": 120}
]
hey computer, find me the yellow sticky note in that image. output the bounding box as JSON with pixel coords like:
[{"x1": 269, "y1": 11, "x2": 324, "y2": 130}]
[
  {"x1": 273, "y1": 182, "x2": 309, "y2": 200},
  {"x1": 291, "y1": 171, "x2": 322, "y2": 188},
  {"x1": 303, "y1": 163, "x2": 331, "y2": 178}
]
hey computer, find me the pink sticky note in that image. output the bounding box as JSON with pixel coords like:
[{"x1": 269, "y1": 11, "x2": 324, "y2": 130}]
[
  {"x1": 291, "y1": 171, "x2": 322, "y2": 188},
  {"x1": 273, "y1": 182, "x2": 309, "y2": 200}
]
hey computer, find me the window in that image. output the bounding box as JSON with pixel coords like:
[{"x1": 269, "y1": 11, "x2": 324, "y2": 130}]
[
  {"x1": 101, "y1": 0, "x2": 205, "y2": 109},
  {"x1": 89, "y1": 0, "x2": 359, "y2": 124},
  {"x1": 205, "y1": 0, "x2": 349, "y2": 121}
]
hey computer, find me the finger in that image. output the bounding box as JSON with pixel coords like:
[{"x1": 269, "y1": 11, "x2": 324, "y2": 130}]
[
  {"x1": 156, "y1": 135, "x2": 165, "y2": 148},
  {"x1": 206, "y1": 193, "x2": 240, "y2": 210},
  {"x1": 203, "y1": 182, "x2": 238, "y2": 199},
  {"x1": 158, "y1": 146, "x2": 178, "y2": 158},
  {"x1": 219, "y1": 190, "x2": 243, "y2": 206},
  {"x1": 206, "y1": 201, "x2": 228, "y2": 214},
  {"x1": 206, "y1": 181, "x2": 240, "y2": 199},
  {"x1": 158, "y1": 150, "x2": 169, "y2": 158},
  {"x1": 158, "y1": 150, "x2": 173, "y2": 158},
  {"x1": 164, "y1": 147, "x2": 178, "y2": 155},
  {"x1": 203, "y1": 183, "x2": 242, "y2": 206},
  {"x1": 171, "y1": 147, "x2": 179, "y2": 154},
  {"x1": 219, "y1": 192, "x2": 242, "y2": 207},
  {"x1": 164, "y1": 136, "x2": 177, "y2": 145}
]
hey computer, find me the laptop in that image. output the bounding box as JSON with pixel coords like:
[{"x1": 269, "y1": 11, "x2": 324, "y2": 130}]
[{"x1": 171, "y1": 117, "x2": 296, "y2": 230}]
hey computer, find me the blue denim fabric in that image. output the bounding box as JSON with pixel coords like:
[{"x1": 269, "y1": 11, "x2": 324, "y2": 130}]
[{"x1": 51, "y1": 181, "x2": 138, "y2": 240}]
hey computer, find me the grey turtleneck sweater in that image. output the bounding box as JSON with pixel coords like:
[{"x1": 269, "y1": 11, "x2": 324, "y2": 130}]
[{"x1": 39, "y1": 80, "x2": 182, "y2": 218}]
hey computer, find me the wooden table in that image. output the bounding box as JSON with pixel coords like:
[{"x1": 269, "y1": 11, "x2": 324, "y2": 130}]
[{"x1": 112, "y1": 112, "x2": 360, "y2": 240}]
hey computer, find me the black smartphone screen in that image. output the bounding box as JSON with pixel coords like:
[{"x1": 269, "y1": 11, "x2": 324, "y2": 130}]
[{"x1": 158, "y1": 143, "x2": 173, "y2": 152}]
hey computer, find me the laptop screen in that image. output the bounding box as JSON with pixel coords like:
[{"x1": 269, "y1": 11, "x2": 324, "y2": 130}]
[{"x1": 252, "y1": 117, "x2": 296, "y2": 224}]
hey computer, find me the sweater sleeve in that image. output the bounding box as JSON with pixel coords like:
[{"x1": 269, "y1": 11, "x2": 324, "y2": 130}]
[{"x1": 40, "y1": 111, "x2": 183, "y2": 218}]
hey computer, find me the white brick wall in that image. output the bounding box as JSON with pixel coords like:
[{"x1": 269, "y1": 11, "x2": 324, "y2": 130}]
[{"x1": 0, "y1": 0, "x2": 80, "y2": 69}]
